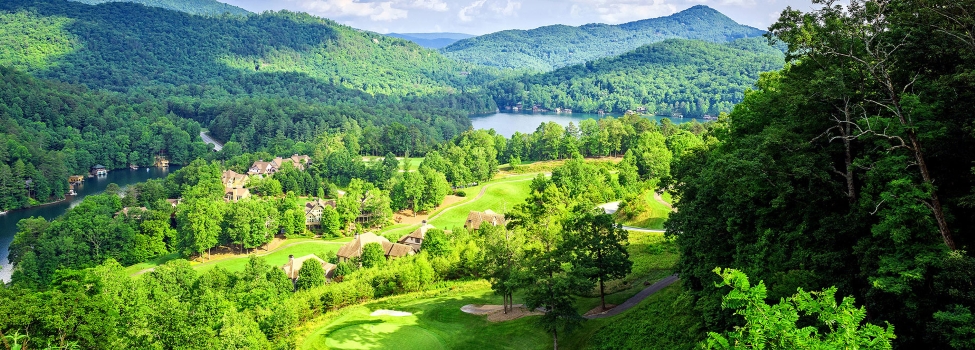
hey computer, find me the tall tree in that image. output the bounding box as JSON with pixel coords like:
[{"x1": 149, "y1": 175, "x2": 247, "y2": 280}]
[{"x1": 569, "y1": 209, "x2": 632, "y2": 311}]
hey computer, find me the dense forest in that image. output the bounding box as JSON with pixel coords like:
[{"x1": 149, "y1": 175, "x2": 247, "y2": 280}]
[
  {"x1": 0, "y1": 66, "x2": 209, "y2": 211},
  {"x1": 386, "y1": 33, "x2": 474, "y2": 49},
  {"x1": 72, "y1": 0, "x2": 250, "y2": 16},
  {"x1": 489, "y1": 37, "x2": 785, "y2": 116},
  {"x1": 442, "y1": 5, "x2": 765, "y2": 71},
  {"x1": 667, "y1": 0, "x2": 975, "y2": 347}
]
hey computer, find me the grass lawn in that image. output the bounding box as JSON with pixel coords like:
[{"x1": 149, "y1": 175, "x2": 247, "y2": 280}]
[
  {"x1": 618, "y1": 190, "x2": 672, "y2": 230},
  {"x1": 123, "y1": 252, "x2": 181, "y2": 275},
  {"x1": 298, "y1": 230, "x2": 680, "y2": 350},
  {"x1": 428, "y1": 178, "x2": 533, "y2": 231},
  {"x1": 195, "y1": 240, "x2": 342, "y2": 274}
]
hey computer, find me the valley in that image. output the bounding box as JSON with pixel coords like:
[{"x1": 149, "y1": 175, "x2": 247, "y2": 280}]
[{"x1": 0, "y1": 0, "x2": 972, "y2": 349}]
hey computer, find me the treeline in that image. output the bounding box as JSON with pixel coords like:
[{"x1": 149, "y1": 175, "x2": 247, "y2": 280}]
[
  {"x1": 668, "y1": 0, "x2": 975, "y2": 348},
  {"x1": 74, "y1": 0, "x2": 252, "y2": 16},
  {"x1": 0, "y1": 66, "x2": 208, "y2": 211},
  {"x1": 442, "y1": 5, "x2": 765, "y2": 71},
  {"x1": 489, "y1": 38, "x2": 784, "y2": 117}
]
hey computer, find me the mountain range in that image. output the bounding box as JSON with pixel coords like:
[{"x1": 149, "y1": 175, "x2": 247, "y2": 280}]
[
  {"x1": 386, "y1": 33, "x2": 474, "y2": 49},
  {"x1": 442, "y1": 5, "x2": 766, "y2": 71},
  {"x1": 70, "y1": 0, "x2": 250, "y2": 16}
]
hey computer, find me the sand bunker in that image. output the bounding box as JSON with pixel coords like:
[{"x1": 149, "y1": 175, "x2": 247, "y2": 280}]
[
  {"x1": 460, "y1": 304, "x2": 543, "y2": 322},
  {"x1": 370, "y1": 309, "x2": 413, "y2": 317}
]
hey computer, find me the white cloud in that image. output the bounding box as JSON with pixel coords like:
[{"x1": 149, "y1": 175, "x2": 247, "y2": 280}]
[
  {"x1": 490, "y1": 0, "x2": 521, "y2": 16},
  {"x1": 295, "y1": 0, "x2": 408, "y2": 21},
  {"x1": 407, "y1": 0, "x2": 449, "y2": 11},
  {"x1": 569, "y1": 0, "x2": 676, "y2": 24},
  {"x1": 458, "y1": 0, "x2": 487, "y2": 21}
]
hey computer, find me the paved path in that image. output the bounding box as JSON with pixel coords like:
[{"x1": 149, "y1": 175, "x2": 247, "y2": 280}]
[
  {"x1": 585, "y1": 274, "x2": 680, "y2": 319},
  {"x1": 598, "y1": 201, "x2": 665, "y2": 233},
  {"x1": 200, "y1": 131, "x2": 224, "y2": 152},
  {"x1": 654, "y1": 192, "x2": 675, "y2": 212}
]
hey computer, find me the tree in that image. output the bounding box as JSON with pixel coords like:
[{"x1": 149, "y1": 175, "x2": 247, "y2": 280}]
[
  {"x1": 294, "y1": 260, "x2": 326, "y2": 291},
  {"x1": 420, "y1": 229, "x2": 450, "y2": 257},
  {"x1": 703, "y1": 268, "x2": 896, "y2": 349},
  {"x1": 320, "y1": 205, "x2": 341, "y2": 237},
  {"x1": 569, "y1": 209, "x2": 632, "y2": 311},
  {"x1": 481, "y1": 224, "x2": 525, "y2": 313},
  {"x1": 177, "y1": 187, "x2": 225, "y2": 260},
  {"x1": 360, "y1": 242, "x2": 386, "y2": 268}
]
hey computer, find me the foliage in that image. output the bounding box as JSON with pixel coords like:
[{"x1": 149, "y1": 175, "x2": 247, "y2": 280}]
[
  {"x1": 420, "y1": 228, "x2": 450, "y2": 257},
  {"x1": 488, "y1": 38, "x2": 784, "y2": 117},
  {"x1": 360, "y1": 242, "x2": 386, "y2": 269},
  {"x1": 703, "y1": 268, "x2": 895, "y2": 349},
  {"x1": 443, "y1": 5, "x2": 765, "y2": 71},
  {"x1": 73, "y1": 0, "x2": 251, "y2": 16},
  {"x1": 294, "y1": 259, "x2": 326, "y2": 291},
  {"x1": 567, "y1": 209, "x2": 632, "y2": 310},
  {"x1": 668, "y1": 0, "x2": 975, "y2": 346}
]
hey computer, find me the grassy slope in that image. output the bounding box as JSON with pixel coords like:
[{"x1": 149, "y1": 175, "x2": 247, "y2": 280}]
[
  {"x1": 618, "y1": 189, "x2": 672, "y2": 230},
  {"x1": 299, "y1": 231, "x2": 685, "y2": 349}
]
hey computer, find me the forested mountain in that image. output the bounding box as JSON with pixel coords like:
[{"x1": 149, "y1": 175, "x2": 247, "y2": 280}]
[
  {"x1": 489, "y1": 37, "x2": 784, "y2": 116},
  {"x1": 0, "y1": 66, "x2": 209, "y2": 211},
  {"x1": 0, "y1": 0, "x2": 494, "y2": 99},
  {"x1": 387, "y1": 32, "x2": 474, "y2": 49},
  {"x1": 442, "y1": 5, "x2": 765, "y2": 71},
  {"x1": 70, "y1": 0, "x2": 250, "y2": 16}
]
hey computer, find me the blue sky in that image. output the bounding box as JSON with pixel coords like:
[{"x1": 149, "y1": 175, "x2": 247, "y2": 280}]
[{"x1": 220, "y1": 0, "x2": 821, "y2": 35}]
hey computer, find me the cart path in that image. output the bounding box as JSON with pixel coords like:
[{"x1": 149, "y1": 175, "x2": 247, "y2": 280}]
[{"x1": 585, "y1": 274, "x2": 680, "y2": 319}]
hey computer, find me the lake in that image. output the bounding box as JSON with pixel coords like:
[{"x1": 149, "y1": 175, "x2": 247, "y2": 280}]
[
  {"x1": 471, "y1": 112, "x2": 705, "y2": 137},
  {"x1": 0, "y1": 165, "x2": 181, "y2": 282}
]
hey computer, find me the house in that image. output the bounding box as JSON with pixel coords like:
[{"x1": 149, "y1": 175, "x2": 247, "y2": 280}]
[
  {"x1": 154, "y1": 156, "x2": 169, "y2": 168},
  {"x1": 397, "y1": 221, "x2": 434, "y2": 253},
  {"x1": 464, "y1": 209, "x2": 506, "y2": 231},
  {"x1": 282, "y1": 254, "x2": 337, "y2": 283},
  {"x1": 115, "y1": 207, "x2": 148, "y2": 219},
  {"x1": 224, "y1": 187, "x2": 251, "y2": 202},
  {"x1": 336, "y1": 232, "x2": 414, "y2": 262},
  {"x1": 68, "y1": 175, "x2": 85, "y2": 184},
  {"x1": 165, "y1": 198, "x2": 182, "y2": 207},
  {"x1": 91, "y1": 165, "x2": 107, "y2": 176},
  {"x1": 248, "y1": 161, "x2": 276, "y2": 175},
  {"x1": 305, "y1": 198, "x2": 337, "y2": 228},
  {"x1": 221, "y1": 170, "x2": 248, "y2": 189}
]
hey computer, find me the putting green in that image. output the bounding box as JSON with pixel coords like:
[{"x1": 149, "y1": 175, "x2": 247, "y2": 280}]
[{"x1": 320, "y1": 322, "x2": 445, "y2": 350}]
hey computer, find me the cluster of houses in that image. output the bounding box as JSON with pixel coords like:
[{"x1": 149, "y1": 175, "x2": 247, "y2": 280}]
[
  {"x1": 216, "y1": 154, "x2": 312, "y2": 203},
  {"x1": 281, "y1": 209, "x2": 507, "y2": 286},
  {"x1": 248, "y1": 155, "x2": 311, "y2": 175},
  {"x1": 504, "y1": 103, "x2": 573, "y2": 114}
]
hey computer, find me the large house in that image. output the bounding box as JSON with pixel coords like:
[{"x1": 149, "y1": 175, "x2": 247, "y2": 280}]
[
  {"x1": 336, "y1": 232, "x2": 413, "y2": 262},
  {"x1": 305, "y1": 198, "x2": 337, "y2": 228},
  {"x1": 248, "y1": 154, "x2": 311, "y2": 175},
  {"x1": 221, "y1": 170, "x2": 250, "y2": 202},
  {"x1": 397, "y1": 221, "x2": 434, "y2": 253},
  {"x1": 282, "y1": 254, "x2": 337, "y2": 283},
  {"x1": 464, "y1": 209, "x2": 506, "y2": 231}
]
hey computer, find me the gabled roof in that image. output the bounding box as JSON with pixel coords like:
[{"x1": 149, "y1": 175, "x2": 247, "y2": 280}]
[
  {"x1": 221, "y1": 170, "x2": 248, "y2": 186},
  {"x1": 281, "y1": 254, "x2": 337, "y2": 280},
  {"x1": 337, "y1": 232, "x2": 414, "y2": 260},
  {"x1": 464, "y1": 209, "x2": 506, "y2": 230}
]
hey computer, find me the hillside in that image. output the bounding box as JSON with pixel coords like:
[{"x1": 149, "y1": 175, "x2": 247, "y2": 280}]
[
  {"x1": 387, "y1": 32, "x2": 474, "y2": 49},
  {"x1": 442, "y1": 5, "x2": 765, "y2": 71},
  {"x1": 70, "y1": 0, "x2": 250, "y2": 16},
  {"x1": 0, "y1": 0, "x2": 493, "y2": 99},
  {"x1": 489, "y1": 37, "x2": 784, "y2": 117}
]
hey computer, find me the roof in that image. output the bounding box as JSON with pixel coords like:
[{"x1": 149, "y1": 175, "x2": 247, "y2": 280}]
[
  {"x1": 305, "y1": 198, "x2": 337, "y2": 211},
  {"x1": 464, "y1": 209, "x2": 506, "y2": 230},
  {"x1": 398, "y1": 223, "x2": 434, "y2": 252},
  {"x1": 222, "y1": 170, "x2": 248, "y2": 185},
  {"x1": 92, "y1": 164, "x2": 106, "y2": 169},
  {"x1": 337, "y1": 232, "x2": 414, "y2": 260},
  {"x1": 281, "y1": 254, "x2": 337, "y2": 280}
]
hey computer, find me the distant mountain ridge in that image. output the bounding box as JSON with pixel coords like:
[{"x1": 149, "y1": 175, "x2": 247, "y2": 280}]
[
  {"x1": 387, "y1": 32, "x2": 475, "y2": 49},
  {"x1": 70, "y1": 0, "x2": 250, "y2": 16},
  {"x1": 443, "y1": 5, "x2": 766, "y2": 71}
]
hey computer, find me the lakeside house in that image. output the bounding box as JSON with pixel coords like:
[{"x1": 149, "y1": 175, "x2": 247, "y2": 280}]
[
  {"x1": 305, "y1": 198, "x2": 337, "y2": 228},
  {"x1": 154, "y1": 156, "x2": 169, "y2": 167},
  {"x1": 397, "y1": 221, "x2": 434, "y2": 253},
  {"x1": 336, "y1": 232, "x2": 413, "y2": 262},
  {"x1": 91, "y1": 164, "x2": 107, "y2": 176},
  {"x1": 464, "y1": 209, "x2": 506, "y2": 231},
  {"x1": 282, "y1": 254, "x2": 337, "y2": 283}
]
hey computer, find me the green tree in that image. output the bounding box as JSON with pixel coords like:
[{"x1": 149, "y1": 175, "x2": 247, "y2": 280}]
[
  {"x1": 320, "y1": 205, "x2": 341, "y2": 237},
  {"x1": 294, "y1": 260, "x2": 326, "y2": 291},
  {"x1": 569, "y1": 209, "x2": 632, "y2": 311},
  {"x1": 704, "y1": 268, "x2": 895, "y2": 349},
  {"x1": 420, "y1": 228, "x2": 451, "y2": 257},
  {"x1": 361, "y1": 242, "x2": 386, "y2": 268}
]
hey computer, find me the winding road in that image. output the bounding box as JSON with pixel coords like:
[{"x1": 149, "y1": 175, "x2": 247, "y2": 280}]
[{"x1": 200, "y1": 131, "x2": 224, "y2": 152}]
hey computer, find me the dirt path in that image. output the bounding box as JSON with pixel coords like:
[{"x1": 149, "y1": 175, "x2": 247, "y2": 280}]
[
  {"x1": 132, "y1": 240, "x2": 345, "y2": 276},
  {"x1": 654, "y1": 192, "x2": 675, "y2": 212},
  {"x1": 585, "y1": 274, "x2": 680, "y2": 319}
]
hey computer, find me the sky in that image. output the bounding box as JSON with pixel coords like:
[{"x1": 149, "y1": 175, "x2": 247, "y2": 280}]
[{"x1": 219, "y1": 0, "x2": 823, "y2": 35}]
